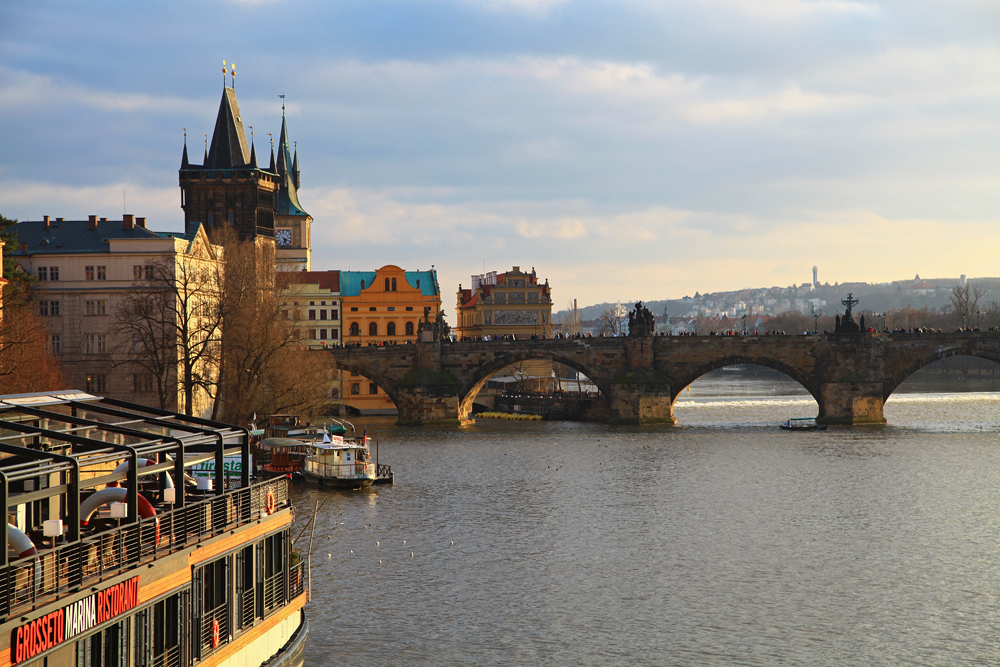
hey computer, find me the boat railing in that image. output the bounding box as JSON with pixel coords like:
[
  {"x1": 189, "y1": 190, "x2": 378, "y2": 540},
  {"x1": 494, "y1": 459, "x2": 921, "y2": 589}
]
[
  {"x1": 304, "y1": 460, "x2": 373, "y2": 478},
  {"x1": 376, "y1": 464, "x2": 392, "y2": 479},
  {"x1": 0, "y1": 476, "x2": 290, "y2": 621}
]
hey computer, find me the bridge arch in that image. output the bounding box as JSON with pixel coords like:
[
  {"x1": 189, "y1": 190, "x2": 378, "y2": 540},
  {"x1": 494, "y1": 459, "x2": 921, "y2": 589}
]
[
  {"x1": 331, "y1": 360, "x2": 403, "y2": 412},
  {"x1": 670, "y1": 355, "x2": 819, "y2": 404},
  {"x1": 883, "y1": 345, "x2": 1000, "y2": 399},
  {"x1": 458, "y1": 351, "x2": 611, "y2": 419}
]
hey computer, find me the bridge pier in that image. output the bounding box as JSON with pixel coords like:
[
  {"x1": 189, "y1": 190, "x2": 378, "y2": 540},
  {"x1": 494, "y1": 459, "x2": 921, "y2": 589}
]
[
  {"x1": 816, "y1": 382, "x2": 886, "y2": 425},
  {"x1": 607, "y1": 340, "x2": 676, "y2": 425}
]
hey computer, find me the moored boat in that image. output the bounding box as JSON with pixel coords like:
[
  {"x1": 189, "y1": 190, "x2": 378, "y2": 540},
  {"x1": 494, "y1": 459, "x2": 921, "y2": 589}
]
[
  {"x1": 302, "y1": 435, "x2": 377, "y2": 489},
  {"x1": 780, "y1": 417, "x2": 828, "y2": 431}
]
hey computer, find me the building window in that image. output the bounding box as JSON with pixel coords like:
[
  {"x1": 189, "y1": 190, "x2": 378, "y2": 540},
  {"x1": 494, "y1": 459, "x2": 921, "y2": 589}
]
[
  {"x1": 85, "y1": 374, "x2": 106, "y2": 393},
  {"x1": 320, "y1": 301, "x2": 326, "y2": 306},
  {"x1": 133, "y1": 374, "x2": 154, "y2": 393},
  {"x1": 368, "y1": 322, "x2": 378, "y2": 336},
  {"x1": 133, "y1": 265, "x2": 154, "y2": 280},
  {"x1": 391, "y1": 277, "x2": 397, "y2": 291},
  {"x1": 351, "y1": 383, "x2": 360, "y2": 395},
  {"x1": 331, "y1": 309, "x2": 339, "y2": 320},
  {"x1": 38, "y1": 267, "x2": 48, "y2": 281},
  {"x1": 387, "y1": 307, "x2": 395, "y2": 311},
  {"x1": 369, "y1": 307, "x2": 377, "y2": 312},
  {"x1": 331, "y1": 329, "x2": 339, "y2": 339},
  {"x1": 351, "y1": 307, "x2": 359, "y2": 312},
  {"x1": 84, "y1": 334, "x2": 107, "y2": 354},
  {"x1": 319, "y1": 310, "x2": 327, "y2": 320},
  {"x1": 85, "y1": 266, "x2": 95, "y2": 281},
  {"x1": 405, "y1": 306, "x2": 413, "y2": 311},
  {"x1": 405, "y1": 321, "x2": 414, "y2": 336},
  {"x1": 85, "y1": 300, "x2": 108, "y2": 316},
  {"x1": 387, "y1": 322, "x2": 396, "y2": 336},
  {"x1": 369, "y1": 383, "x2": 378, "y2": 395},
  {"x1": 309, "y1": 301, "x2": 315, "y2": 306},
  {"x1": 308, "y1": 309, "x2": 316, "y2": 320},
  {"x1": 309, "y1": 329, "x2": 317, "y2": 340},
  {"x1": 349, "y1": 322, "x2": 360, "y2": 336},
  {"x1": 38, "y1": 300, "x2": 60, "y2": 316},
  {"x1": 48, "y1": 334, "x2": 61, "y2": 354},
  {"x1": 319, "y1": 329, "x2": 328, "y2": 340},
  {"x1": 97, "y1": 266, "x2": 107, "y2": 280}
]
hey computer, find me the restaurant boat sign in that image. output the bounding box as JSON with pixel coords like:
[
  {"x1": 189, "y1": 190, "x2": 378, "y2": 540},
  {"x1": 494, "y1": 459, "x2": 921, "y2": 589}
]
[{"x1": 12, "y1": 576, "x2": 140, "y2": 664}]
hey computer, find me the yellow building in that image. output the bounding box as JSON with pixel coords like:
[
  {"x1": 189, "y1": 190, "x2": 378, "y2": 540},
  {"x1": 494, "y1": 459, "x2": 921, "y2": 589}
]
[
  {"x1": 340, "y1": 265, "x2": 441, "y2": 414},
  {"x1": 277, "y1": 270, "x2": 342, "y2": 346},
  {"x1": 456, "y1": 266, "x2": 553, "y2": 339}
]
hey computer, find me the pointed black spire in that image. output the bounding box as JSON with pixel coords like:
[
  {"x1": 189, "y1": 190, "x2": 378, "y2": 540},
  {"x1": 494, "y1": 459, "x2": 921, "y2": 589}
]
[
  {"x1": 205, "y1": 87, "x2": 250, "y2": 169},
  {"x1": 292, "y1": 142, "x2": 300, "y2": 189},
  {"x1": 276, "y1": 114, "x2": 292, "y2": 176},
  {"x1": 181, "y1": 132, "x2": 190, "y2": 169},
  {"x1": 269, "y1": 143, "x2": 275, "y2": 172},
  {"x1": 249, "y1": 140, "x2": 258, "y2": 169}
]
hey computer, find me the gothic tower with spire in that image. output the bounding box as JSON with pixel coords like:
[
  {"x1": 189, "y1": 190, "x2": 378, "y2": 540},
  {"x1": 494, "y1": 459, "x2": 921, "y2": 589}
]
[
  {"x1": 272, "y1": 103, "x2": 313, "y2": 270},
  {"x1": 179, "y1": 80, "x2": 279, "y2": 243}
]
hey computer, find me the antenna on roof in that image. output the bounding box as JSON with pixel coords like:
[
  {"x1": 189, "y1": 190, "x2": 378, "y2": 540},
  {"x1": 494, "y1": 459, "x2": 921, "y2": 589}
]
[
  {"x1": 230, "y1": 62, "x2": 235, "y2": 88},
  {"x1": 279, "y1": 94, "x2": 285, "y2": 115}
]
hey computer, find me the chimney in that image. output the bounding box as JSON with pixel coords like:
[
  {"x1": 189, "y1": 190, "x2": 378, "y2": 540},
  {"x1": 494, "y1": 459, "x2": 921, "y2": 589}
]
[
  {"x1": 43, "y1": 215, "x2": 50, "y2": 230},
  {"x1": 88, "y1": 215, "x2": 98, "y2": 230},
  {"x1": 55, "y1": 218, "x2": 64, "y2": 222},
  {"x1": 20, "y1": 243, "x2": 27, "y2": 253},
  {"x1": 135, "y1": 217, "x2": 146, "y2": 228},
  {"x1": 123, "y1": 214, "x2": 134, "y2": 230},
  {"x1": 100, "y1": 217, "x2": 108, "y2": 222}
]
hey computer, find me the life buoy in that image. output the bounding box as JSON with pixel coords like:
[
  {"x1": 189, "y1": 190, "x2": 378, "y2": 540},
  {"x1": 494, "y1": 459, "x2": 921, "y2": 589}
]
[
  {"x1": 211, "y1": 619, "x2": 220, "y2": 649},
  {"x1": 265, "y1": 489, "x2": 275, "y2": 515}
]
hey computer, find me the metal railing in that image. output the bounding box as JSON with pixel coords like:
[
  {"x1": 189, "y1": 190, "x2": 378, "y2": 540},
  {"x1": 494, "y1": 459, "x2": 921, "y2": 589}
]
[
  {"x1": 303, "y1": 460, "x2": 373, "y2": 479},
  {"x1": 200, "y1": 604, "x2": 230, "y2": 656},
  {"x1": 0, "y1": 477, "x2": 289, "y2": 620}
]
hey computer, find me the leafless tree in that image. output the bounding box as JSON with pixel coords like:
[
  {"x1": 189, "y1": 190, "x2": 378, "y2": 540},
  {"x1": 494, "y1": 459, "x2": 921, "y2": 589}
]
[
  {"x1": 599, "y1": 303, "x2": 627, "y2": 336},
  {"x1": 557, "y1": 300, "x2": 581, "y2": 335},
  {"x1": 115, "y1": 258, "x2": 223, "y2": 414},
  {"x1": 0, "y1": 288, "x2": 64, "y2": 392},
  {"x1": 213, "y1": 234, "x2": 332, "y2": 424},
  {"x1": 949, "y1": 283, "x2": 985, "y2": 328}
]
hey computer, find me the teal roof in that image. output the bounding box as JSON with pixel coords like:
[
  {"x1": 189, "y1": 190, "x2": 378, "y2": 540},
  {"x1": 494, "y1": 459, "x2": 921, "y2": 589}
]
[{"x1": 339, "y1": 270, "x2": 439, "y2": 297}]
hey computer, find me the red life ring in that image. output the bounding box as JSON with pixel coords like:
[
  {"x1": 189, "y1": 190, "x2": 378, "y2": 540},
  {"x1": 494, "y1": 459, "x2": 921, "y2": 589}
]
[
  {"x1": 265, "y1": 489, "x2": 275, "y2": 515},
  {"x1": 211, "y1": 618, "x2": 220, "y2": 649}
]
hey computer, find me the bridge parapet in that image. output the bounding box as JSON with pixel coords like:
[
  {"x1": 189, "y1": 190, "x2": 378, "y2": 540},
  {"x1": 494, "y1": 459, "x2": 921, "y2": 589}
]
[{"x1": 322, "y1": 332, "x2": 999, "y2": 426}]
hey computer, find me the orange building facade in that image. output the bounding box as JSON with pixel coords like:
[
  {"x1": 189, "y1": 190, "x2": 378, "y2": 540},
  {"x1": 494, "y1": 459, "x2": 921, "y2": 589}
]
[{"x1": 339, "y1": 265, "x2": 441, "y2": 414}]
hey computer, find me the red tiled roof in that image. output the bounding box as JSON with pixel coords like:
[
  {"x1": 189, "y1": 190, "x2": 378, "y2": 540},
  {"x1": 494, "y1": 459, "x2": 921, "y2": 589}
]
[
  {"x1": 460, "y1": 292, "x2": 478, "y2": 309},
  {"x1": 277, "y1": 270, "x2": 340, "y2": 292}
]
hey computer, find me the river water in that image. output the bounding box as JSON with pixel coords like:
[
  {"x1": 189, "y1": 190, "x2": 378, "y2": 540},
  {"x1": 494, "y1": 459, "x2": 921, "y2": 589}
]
[{"x1": 291, "y1": 377, "x2": 1000, "y2": 666}]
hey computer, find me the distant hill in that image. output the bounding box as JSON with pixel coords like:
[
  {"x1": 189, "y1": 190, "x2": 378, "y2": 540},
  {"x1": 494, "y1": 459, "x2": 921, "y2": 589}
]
[{"x1": 556, "y1": 276, "x2": 1000, "y2": 326}]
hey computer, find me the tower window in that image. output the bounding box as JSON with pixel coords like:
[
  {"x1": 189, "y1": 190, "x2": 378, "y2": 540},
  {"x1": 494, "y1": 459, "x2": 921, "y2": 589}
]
[
  {"x1": 387, "y1": 322, "x2": 396, "y2": 336},
  {"x1": 368, "y1": 322, "x2": 378, "y2": 336},
  {"x1": 385, "y1": 278, "x2": 390, "y2": 291},
  {"x1": 405, "y1": 321, "x2": 414, "y2": 336},
  {"x1": 391, "y1": 278, "x2": 397, "y2": 291}
]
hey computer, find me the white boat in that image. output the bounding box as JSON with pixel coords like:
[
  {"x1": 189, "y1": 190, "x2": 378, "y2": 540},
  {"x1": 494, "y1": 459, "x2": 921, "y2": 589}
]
[{"x1": 302, "y1": 434, "x2": 377, "y2": 488}]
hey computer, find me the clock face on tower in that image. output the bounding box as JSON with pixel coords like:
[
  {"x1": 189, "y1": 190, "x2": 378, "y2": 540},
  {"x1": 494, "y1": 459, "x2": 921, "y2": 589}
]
[{"x1": 275, "y1": 229, "x2": 293, "y2": 246}]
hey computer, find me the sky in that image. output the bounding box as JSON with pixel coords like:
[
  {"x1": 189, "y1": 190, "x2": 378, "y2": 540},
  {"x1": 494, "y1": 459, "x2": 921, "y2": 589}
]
[{"x1": 1, "y1": 0, "x2": 997, "y2": 308}]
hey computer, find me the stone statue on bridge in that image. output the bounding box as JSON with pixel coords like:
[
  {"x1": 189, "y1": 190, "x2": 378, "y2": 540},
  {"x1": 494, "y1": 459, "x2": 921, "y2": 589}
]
[
  {"x1": 628, "y1": 301, "x2": 655, "y2": 337},
  {"x1": 833, "y1": 293, "x2": 861, "y2": 335}
]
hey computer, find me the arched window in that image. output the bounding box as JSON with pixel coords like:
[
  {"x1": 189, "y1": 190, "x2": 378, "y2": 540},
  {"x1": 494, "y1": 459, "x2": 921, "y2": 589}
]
[
  {"x1": 369, "y1": 322, "x2": 378, "y2": 336},
  {"x1": 405, "y1": 321, "x2": 414, "y2": 336},
  {"x1": 385, "y1": 277, "x2": 390, "y2": 291},
  {"x1": 387, "y1": 322, "x2": 396, "y2": 336},
  {"x1": 391, "y1": 277, "x2": 397, "y2": 291},
  {"x1": 349, "y1": 322, "x2": 360, "y2": 336}
]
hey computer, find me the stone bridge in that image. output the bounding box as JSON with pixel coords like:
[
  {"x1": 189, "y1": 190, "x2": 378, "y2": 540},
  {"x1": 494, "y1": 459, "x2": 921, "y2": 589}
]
[{"x1": 325, "y1": 332, "x2": 1000, "y2": 425}]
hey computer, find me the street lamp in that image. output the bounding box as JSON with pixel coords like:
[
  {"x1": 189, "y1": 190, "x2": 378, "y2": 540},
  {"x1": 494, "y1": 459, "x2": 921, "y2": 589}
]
[{"x1": 977, "y1": 310, "x2": 982, "y2": 330}]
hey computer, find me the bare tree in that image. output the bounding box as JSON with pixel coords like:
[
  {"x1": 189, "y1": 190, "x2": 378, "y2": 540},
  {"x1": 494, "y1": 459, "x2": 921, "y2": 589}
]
[
  {"x1": 213, "y1": 234, "x2": 332, "y2": 425},
  {"x1": 557, "y1": 300, "x2": 581, "y2": 335},
  {"x1": 950, "y1": 283, "x2": 985, "y2": 328},
  {"x1": 599, "y1": 303, "x2": 627, "y2": 336},
  {"x1": 115, "y1": 257, "x2": 223, "y2": 414},
  {"x1": 0, "y1": 288, "x2": 64, "y2": 392}
]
